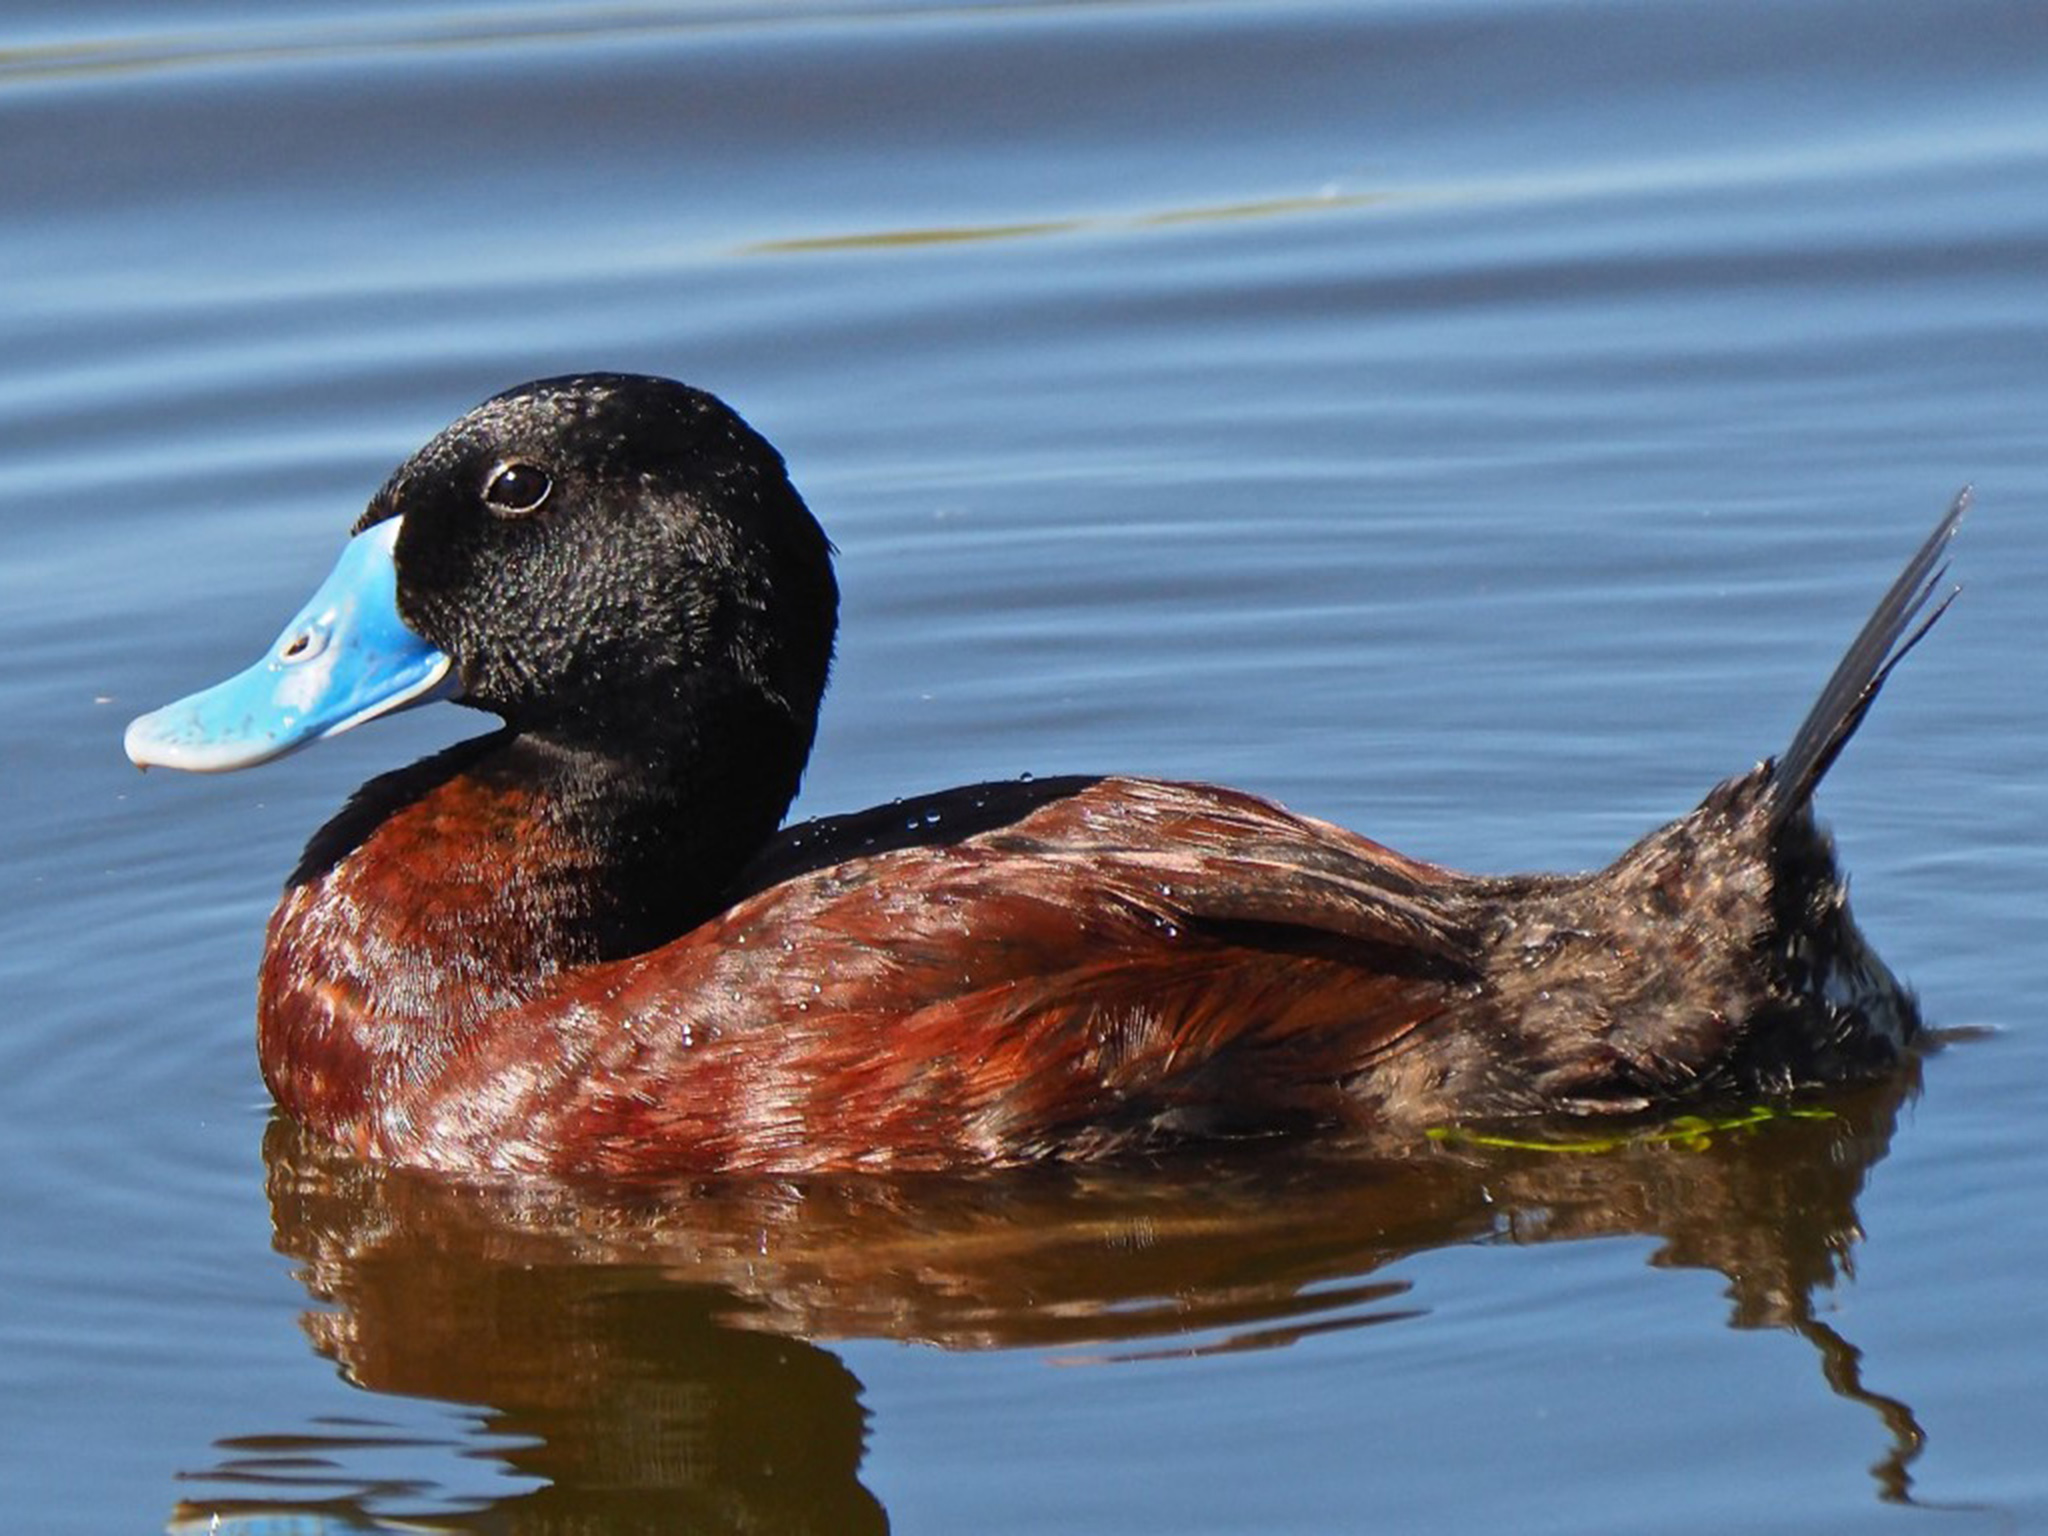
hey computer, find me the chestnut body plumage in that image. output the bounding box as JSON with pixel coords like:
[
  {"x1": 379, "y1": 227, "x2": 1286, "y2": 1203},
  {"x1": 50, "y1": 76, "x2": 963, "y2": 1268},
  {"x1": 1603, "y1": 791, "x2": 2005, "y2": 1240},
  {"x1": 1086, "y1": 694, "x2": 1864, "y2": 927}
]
[{"x1": 129, "y1": 375, "x2": 1960, "y2": 1177}]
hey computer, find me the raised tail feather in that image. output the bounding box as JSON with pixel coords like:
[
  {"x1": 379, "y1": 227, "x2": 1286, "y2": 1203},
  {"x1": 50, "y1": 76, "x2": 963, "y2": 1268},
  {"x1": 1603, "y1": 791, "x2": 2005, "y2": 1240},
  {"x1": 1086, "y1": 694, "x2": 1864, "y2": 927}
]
[{"x1": 1767, "y1": 491, "x2": 1967, "y2": 830}]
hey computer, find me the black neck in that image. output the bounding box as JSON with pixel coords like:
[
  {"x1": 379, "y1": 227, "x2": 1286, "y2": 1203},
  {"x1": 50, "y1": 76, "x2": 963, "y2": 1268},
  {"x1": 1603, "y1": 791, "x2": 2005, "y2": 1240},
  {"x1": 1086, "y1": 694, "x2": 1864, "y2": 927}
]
[
  {"x1": 290, "y1": 693, "x2": 810, "y2": 975},
  {"x1": 527, "y1": 693, "x2": 815, "y2": 950}
]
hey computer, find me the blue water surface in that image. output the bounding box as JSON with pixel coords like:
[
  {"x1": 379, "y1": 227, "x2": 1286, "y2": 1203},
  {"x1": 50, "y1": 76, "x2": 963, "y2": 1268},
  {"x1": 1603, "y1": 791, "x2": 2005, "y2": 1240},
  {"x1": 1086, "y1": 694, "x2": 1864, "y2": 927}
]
[{"x1": 4, "y1": 2, "x2": 2046, "y2": 1531}]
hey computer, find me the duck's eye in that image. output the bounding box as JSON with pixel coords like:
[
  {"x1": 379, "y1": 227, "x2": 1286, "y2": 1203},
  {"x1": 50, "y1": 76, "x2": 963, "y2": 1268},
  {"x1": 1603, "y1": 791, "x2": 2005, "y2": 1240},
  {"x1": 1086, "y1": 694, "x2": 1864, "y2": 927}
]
[{"x1": 482, "y1": 461, "x2": 553, "y2": 517}]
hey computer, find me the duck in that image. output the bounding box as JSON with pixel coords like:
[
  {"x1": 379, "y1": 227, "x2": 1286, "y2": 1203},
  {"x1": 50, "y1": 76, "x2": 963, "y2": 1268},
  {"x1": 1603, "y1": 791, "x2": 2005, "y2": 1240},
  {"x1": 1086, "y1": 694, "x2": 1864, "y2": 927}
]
[{"x1": 125, "y1": 374, "x2": 1963, "y2": 1178}]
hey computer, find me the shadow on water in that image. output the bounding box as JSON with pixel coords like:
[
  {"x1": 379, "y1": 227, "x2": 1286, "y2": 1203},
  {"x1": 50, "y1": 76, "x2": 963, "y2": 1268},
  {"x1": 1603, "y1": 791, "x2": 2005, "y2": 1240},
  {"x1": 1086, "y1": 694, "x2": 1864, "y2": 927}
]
[{"x1": 174, "y1": 1070, "x2": 1933, "y2": 1534}]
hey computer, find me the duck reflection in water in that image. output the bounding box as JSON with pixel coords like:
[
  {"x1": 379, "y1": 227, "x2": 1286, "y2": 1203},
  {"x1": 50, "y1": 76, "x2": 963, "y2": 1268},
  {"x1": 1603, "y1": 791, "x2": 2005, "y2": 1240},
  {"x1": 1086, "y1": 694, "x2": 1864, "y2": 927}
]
[{"x1": 173, "y1": 1072, "x2": 1938, "y2": 1534}]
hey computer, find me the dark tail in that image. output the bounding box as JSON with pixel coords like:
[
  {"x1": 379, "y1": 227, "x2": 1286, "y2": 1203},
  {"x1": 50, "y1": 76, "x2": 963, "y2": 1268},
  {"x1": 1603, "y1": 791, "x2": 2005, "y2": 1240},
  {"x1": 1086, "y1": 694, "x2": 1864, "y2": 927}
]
[{"x1": 1767, "y1": 491, "x2": 1967, "y2": 831}]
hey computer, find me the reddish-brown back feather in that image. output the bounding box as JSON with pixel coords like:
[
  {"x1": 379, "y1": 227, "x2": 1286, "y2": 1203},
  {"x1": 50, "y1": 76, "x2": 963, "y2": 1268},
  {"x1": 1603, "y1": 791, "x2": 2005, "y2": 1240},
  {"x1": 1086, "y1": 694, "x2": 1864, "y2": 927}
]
[{"x1": 264, "y1": 772, "x2": 1488, "y2": 1174}]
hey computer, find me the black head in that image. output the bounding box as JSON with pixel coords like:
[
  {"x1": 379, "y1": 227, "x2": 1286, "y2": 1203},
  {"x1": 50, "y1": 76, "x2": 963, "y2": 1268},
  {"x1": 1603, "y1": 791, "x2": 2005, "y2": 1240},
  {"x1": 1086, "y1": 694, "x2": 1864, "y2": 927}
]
[{"x1": 357, "y1": 374, "x2": 838, "y2": 762}]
